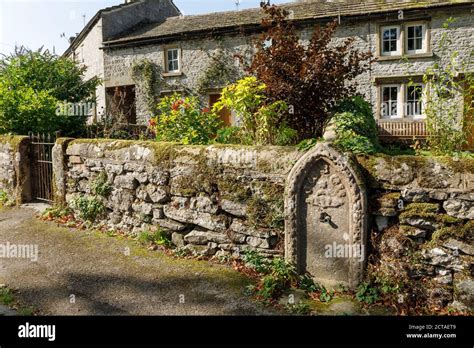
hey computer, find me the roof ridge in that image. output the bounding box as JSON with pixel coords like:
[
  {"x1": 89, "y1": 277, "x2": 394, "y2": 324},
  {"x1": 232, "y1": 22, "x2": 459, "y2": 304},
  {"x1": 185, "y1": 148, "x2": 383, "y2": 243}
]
[{"x1": 101, "y1": 0, "x2": 473, "y2": 46}]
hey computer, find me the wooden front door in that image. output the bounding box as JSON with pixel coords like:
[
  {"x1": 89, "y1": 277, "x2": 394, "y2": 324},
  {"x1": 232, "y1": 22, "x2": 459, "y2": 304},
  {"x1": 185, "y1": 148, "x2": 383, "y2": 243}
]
[{"x1": 209, "y1": 94, "x2": 232, "y2": 127}]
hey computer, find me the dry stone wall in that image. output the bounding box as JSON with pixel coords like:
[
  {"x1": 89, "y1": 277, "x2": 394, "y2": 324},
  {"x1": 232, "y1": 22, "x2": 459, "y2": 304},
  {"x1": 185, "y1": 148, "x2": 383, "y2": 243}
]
[
  {"x1": 52, "y1": 139, "x2": 473, "y2": 310},
  {"x1": 0, "y1": 136, "x2": 31, "y2": 205},
  {"x1": 62, "y1": 139, "x2": 301, "y2": 258}
]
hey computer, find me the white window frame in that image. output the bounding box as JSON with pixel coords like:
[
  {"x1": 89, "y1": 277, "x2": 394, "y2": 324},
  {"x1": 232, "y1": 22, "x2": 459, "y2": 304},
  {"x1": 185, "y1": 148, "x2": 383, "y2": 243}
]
[
  {"x1": 405, "y1": 83, "x2": 426, "y2": 119},
  {"x1": 381, "y1": 25, "x2": 402, "y2": 56},
  {"x1": 381, "y1": 84, "x2": 403, "y2": 119},
  {"x1": 165, "y1": 47, "x2": 180, "y2": 73},
  {"x1": 405, "y1": 22, "x2": 427, "y2": 55}
]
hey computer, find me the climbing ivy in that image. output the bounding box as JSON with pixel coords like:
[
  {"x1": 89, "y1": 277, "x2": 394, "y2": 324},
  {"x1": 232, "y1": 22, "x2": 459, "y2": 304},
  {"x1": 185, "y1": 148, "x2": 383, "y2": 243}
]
[
  {"x1": 132, "y1": 59, "x2": 163, "y2": 114},
  {"x1": 197, "y1": 48, "x2": 242, "y2": 94}
]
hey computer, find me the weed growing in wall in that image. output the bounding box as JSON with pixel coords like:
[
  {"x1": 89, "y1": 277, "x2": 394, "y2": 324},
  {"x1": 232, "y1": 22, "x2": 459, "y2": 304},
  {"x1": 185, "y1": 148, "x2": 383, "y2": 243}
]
[
  {"x1": 91, "y1": 171, "x2": 112, "y2": 197},
  {"x1": 0, "y1": 190, "x2": 13, "y2": 207},
  {"x1": 69, "y1": 195, "x2": 105, "y2": 222},
  {"x1": 138, "y1": 229, "x2": 172, "y2": 248}
]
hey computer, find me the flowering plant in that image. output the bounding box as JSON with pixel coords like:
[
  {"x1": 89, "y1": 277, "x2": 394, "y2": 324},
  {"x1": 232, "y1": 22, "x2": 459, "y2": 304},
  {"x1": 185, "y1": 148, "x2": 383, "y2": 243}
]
[{"x1": 149, "y1": 93, "x2": 221, "y2": 144}]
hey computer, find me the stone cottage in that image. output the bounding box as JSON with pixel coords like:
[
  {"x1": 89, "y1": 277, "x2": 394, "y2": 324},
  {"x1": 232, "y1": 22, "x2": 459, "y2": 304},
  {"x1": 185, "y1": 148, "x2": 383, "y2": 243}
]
[
  {"x1": 64, "y1": 0, "x2": 181, "y2": 123},
  {"x1": 65, "y1": 0, "x2": 474, "y2": 143}
]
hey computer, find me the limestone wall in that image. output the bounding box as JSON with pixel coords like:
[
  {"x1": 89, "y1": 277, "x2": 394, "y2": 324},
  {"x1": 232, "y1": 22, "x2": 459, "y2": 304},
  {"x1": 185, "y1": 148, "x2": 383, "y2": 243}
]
[
  {"x1": 55, "y1": 139, "x2": 473, "y2": 310},
  {"x1": 0, "y1": 136, "x2": 31, "y2": 205},
  {"x1": 62, "y1": 139, "x2": 301, "y2": 257},
  {"x1": 357, "y1": 154, "x2": 473, "y2": 311}
]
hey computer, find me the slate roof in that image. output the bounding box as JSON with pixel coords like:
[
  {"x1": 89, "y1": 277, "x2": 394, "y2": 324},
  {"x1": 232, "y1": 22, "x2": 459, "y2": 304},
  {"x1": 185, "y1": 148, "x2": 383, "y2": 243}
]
[
  {"x1": 104, "y1": 0, "x2": 474, "y2": 47},
  {"x1": 64, "y1": 0, "x2": 181, "y2": 56}
]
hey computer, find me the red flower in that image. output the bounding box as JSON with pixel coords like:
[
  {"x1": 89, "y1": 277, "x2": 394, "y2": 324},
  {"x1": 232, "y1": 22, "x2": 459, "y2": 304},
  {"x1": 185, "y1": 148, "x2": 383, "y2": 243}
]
[
  {"x1": 171, "y1": 99, "x2": 185, "y2": 111},
  {"x1": 148, "y1": 119, "x2": 157, "y2": 127},
  {"x1": 202, "y1": 107, "x2": 210, "y2": 113}
]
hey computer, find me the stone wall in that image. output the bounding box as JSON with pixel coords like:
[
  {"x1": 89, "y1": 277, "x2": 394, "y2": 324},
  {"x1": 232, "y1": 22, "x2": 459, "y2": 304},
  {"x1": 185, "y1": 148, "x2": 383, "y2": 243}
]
[
  {"x1": 0, "y1": 136, "x2": 31, "y2": 205},
  {"x1": 54, "y1": 138, "x2": 473, "y2": 310},
  {"x1": 61, "y1": 139, "x2": 301, "y2": 258},
  {"x1": 357, "y1": 154, "x2": 473, "y2": 311}
]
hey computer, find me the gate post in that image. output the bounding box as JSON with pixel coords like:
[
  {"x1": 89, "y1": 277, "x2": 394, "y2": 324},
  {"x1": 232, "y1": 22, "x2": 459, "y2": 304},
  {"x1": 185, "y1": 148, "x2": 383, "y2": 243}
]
[
  {"x1": 285, "y1": 142, "x2": 368, "y2": 289},
  {"x1": 14, "y1": 136, "x2": 32, "y2": 205},
  {"x1": 52, "y1": 138, "x2": 75, "y2": 205}
]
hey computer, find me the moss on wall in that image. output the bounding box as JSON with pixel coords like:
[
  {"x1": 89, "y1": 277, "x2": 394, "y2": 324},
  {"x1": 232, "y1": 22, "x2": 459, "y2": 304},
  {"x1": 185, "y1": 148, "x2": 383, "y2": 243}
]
[{"x1": 0, "y1": 135, "x2": 29, "y2": 151}]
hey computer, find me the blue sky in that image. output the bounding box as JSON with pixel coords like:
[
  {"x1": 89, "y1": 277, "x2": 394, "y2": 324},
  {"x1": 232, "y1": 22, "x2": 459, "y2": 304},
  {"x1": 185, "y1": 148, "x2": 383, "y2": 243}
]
[{"x1": 0, "y1": 0, "x2": 291, "y2": 56}]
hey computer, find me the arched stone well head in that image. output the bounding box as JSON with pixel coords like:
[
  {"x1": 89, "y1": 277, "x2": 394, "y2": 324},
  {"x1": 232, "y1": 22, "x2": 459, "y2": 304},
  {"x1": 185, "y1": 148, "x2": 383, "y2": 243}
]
[{"x1": 285, "y1": 143, "x2": 368, "y2": 290}]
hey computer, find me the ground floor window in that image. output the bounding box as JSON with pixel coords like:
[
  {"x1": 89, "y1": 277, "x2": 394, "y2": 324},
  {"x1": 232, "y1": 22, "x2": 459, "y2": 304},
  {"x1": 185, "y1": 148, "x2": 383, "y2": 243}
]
[
  {"x1": 382, "y1": 85, "x2": 400, "y2": 118},
  {"x1": 406, "y1": 84, "x2": 424, "y2": 117},
  {"x1": 379, "y1": 82, "x2": 425, "y2": 119}
]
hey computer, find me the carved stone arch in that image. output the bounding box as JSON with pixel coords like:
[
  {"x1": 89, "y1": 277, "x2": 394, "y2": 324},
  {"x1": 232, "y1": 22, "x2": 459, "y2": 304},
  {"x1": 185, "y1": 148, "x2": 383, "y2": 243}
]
[{"x1": 285, "y1": 143, "x2": 368, "y2": 289}]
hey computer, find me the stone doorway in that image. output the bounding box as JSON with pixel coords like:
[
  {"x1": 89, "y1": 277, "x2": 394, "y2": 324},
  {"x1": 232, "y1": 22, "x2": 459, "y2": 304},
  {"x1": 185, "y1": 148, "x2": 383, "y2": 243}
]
[{"x1": 285, "y1": 143, "x2": 368, "y2": 289}]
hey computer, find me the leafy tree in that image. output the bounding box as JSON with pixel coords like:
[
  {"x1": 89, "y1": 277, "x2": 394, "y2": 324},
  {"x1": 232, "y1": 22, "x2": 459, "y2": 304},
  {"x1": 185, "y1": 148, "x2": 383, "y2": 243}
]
[
  {"x1": 248, "y1": 5, "x2": 372, "y2": 140},
  {"x1": 0, "y1": 47, "x2": 100, "y2": 136}
]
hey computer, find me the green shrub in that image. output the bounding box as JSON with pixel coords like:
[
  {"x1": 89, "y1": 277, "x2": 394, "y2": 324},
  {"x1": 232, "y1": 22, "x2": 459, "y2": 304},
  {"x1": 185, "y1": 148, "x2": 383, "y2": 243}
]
[
  {"x1": 257, "y1": 274, "x2": 286, "y2": 300},
  {"x1": 334, "y1": 129, "x2": 378, "y2": 155},
  {"x1": 270, "y1": 257, "x2": 298, "y2": 283},
  {"x1": 214, "y1": 126, "x2": 241, "y2": 144},
  {"x1": 285, "y1": 302, "x2": 312, "y2": 315},
  {"x1": 298, "y1": 275, "x2": 321, "y2": 293},
  {"x1": 275, "y1": 124, "x2": 298, "y2": 146},
  {"x1": 297, "y1": 138, "x2": 320, "y2": 152},
  {"x1": 70, "y1": 195, "x2": 105, "y2": 221},
  {"x1": 41, "y1": 205, "x2": 72, "y2": 219},
  {"x1": 149, "y1": 93, "x2": 221, "y2": 145},
  {"x1": 319, "y1": 288, "x2": 334, "y2": 302},
  {"x1": 332, "y1": 96, "x2": 379, "y2": 154},
  {"x1": 422, "y1": 18, "x2": 473, "y2": 155},
  {"x1": 213, "y1": 77, "x2": 296, "y2": 145}
]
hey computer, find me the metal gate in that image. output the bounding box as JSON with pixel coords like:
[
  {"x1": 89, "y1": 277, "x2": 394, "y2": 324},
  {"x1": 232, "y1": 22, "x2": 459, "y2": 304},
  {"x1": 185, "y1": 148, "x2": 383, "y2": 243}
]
[{"x1": 29, "y1": 133, "x2": 55, "y2": 202}]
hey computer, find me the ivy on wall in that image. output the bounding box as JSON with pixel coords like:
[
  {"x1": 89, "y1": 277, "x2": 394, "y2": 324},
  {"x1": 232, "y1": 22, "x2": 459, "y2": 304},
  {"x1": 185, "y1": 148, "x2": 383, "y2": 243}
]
[
  {"x1": 197, "y1": 47, "x2": 243, "y2": 94},
  {"x1": 132, "y1": 59, "x2": 164, "y2": 114}
]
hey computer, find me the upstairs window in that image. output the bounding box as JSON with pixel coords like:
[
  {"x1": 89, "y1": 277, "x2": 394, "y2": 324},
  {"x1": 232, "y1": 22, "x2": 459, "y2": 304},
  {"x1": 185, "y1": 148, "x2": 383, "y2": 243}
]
[
  {"x1": 381, "y1": 26, "x2": 401, "y2": 56},
  {"x1": 406, "y1": 23, "x2": 427, "y2": 54},
  {"x1": 165, "y1": 47, "x2": 180, "y2": 73},
  {"x1": 379, "y1": 21, "x2": 430, "y2": 57}
]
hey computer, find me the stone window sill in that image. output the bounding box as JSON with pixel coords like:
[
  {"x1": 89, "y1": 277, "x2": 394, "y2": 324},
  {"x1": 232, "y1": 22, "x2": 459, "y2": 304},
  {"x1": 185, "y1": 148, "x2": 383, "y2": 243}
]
[
  {"x1": 376, "y1": 52, "x2": 434, "y2": 61},
  {"x1": 162, "y1": 72, "x2": 183, "y2": 77}
]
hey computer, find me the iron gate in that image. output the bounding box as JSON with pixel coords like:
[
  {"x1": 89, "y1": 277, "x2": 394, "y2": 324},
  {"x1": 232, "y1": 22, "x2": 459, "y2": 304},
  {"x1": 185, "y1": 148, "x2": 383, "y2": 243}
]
[{"x1": 29, "y1": 133, "x2": 56, "y2": 202}]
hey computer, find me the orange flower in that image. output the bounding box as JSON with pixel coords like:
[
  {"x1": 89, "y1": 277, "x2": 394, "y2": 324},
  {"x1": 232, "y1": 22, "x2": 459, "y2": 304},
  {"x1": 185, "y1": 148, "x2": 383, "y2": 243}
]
[
  {"x1": 148, "y1": 119, "x2": 157, "y2": 127},
  {"x1": 171, "y1": 102, "x2": 180, "y2": 111},
  {"x1": 202, "y1": 107, "x2": 210, "y2": 113},
  {"x1": 171, "y1": 99, "x2": 185, "y2": 110}
]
